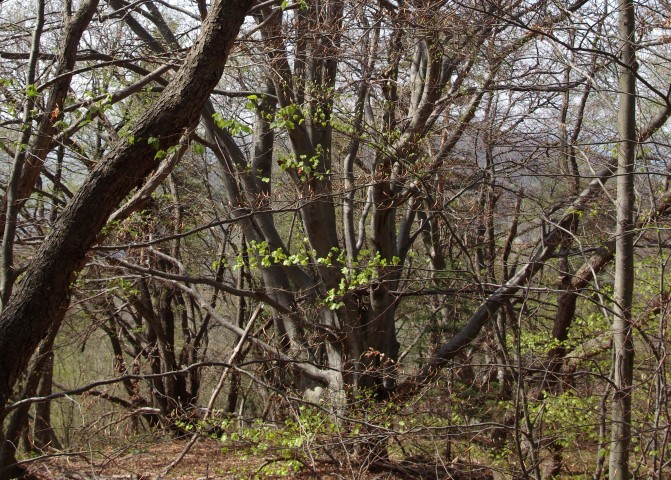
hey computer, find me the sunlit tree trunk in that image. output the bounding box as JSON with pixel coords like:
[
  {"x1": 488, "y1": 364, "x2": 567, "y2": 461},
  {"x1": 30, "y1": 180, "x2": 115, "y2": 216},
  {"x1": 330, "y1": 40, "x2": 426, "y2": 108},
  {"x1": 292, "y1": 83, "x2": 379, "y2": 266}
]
[{"x1": 609, "y1": 0, "x2": 636, "y2": 478}]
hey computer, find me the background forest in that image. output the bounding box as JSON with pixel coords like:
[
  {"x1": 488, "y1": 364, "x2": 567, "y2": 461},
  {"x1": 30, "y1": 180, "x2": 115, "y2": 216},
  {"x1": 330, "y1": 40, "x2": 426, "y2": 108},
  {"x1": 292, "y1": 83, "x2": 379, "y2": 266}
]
[{"x1": 0, "y1": 0, "x2": 670, "y2": 478}]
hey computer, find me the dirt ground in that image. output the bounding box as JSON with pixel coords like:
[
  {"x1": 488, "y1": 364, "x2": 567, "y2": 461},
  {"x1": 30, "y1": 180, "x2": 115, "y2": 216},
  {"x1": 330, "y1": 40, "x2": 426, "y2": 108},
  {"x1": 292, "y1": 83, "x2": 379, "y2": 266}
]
[
  {"x1": 22, "y1": 437, "x2": 403, "y2": 479},
  {"x1": 21, "y1": 437, "x2": 496, "y2": 479}
]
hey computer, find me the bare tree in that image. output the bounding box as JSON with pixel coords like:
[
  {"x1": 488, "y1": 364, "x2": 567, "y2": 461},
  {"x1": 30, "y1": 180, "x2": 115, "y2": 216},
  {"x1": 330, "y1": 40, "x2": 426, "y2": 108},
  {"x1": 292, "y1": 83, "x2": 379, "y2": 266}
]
[
  {"x1": 0, "y1": 0, "x2": 252, "y2": 476},
  {"x1": 610, "y1": 0, "x2": 637, "y2": 477},
  {"x1": 1, "y1": 0, "x2": 671, "y2": 478}
]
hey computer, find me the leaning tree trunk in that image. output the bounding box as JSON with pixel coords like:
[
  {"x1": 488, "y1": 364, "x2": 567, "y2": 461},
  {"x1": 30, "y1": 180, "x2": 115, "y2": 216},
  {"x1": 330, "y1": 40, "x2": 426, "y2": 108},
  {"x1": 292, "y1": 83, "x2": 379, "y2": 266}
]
[
  {"x1": 609, "y1": 0, "x2": 636, "y2": 478},
  {"x1": 0, "y1": 1, "x2": 253, "y2": 477}
]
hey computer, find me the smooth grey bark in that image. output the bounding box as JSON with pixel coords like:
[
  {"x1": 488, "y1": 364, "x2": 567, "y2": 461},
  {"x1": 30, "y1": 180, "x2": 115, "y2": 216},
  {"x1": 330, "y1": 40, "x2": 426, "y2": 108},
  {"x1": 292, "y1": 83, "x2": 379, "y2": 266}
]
[
  {"x1": 131, "y1": 0, "x2": 340, "y2": 371},
  {"x1": 201, "y1": 107, "x2": 315, "y2": 357},
  {"x1": 0, "y1": 0, "x2": 253, "y2": 439},
  {"x1": 258, "y1": 7, "x2": 342, "y2": 276},
  {"x1": 610, "y1": 1, "x2": 636, "y2": 477},
  {"x1": 344, "y1": 16, "x2": 377, "y2": 264},
  {"x1": 251, "y1": 80, "x2": 277, "y2": 199},
  {"x1": 392, "y1": 16, "x2": 671, "y2": 400}
]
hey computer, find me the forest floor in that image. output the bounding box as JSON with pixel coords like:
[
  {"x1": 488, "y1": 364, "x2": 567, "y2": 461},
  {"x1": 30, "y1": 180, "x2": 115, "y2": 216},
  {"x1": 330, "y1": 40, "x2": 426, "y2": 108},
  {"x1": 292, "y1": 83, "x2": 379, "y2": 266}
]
[
  {"x1": 22, "y1": 436, "x2": 497, "y2": 479},
  {"x1": 24, "y1": 437, "x2": 348, "y2": 479}
]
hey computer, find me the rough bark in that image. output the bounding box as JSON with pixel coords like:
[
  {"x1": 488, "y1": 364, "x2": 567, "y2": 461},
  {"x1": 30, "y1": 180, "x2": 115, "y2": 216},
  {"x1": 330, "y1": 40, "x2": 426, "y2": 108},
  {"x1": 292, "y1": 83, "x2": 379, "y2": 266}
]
[{"x1": 0, "y1": 0, "x2": 253, "y2": 430}]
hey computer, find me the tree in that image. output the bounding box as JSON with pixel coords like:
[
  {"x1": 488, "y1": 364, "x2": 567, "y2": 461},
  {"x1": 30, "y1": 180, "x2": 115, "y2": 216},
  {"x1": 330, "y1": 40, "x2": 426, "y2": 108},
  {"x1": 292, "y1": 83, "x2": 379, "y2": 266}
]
[
  {"x1": 0, "y1": 0, "x2": 253, "y2": 476},
  {"x1": 610, "y1": 0, "x2": 636, "y2": 477},
  {"x1": 1, "y1": 0, "x2": 671, "y2": 478}
]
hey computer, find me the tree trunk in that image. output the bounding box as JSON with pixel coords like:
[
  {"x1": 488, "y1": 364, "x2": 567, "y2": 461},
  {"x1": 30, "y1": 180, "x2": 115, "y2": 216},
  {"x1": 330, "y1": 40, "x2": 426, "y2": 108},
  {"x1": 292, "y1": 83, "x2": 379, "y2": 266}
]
[
  {"x1": 609, "y1": 0, "x2": 636, "y2": 478},
  {"x1": 0, "y1": 323, "x2": 60, "y2": 479},
  {"x1": 0, "y1": 0, "x2": 253, "y2": 439},
  {"x1": 0, "y1": 0, "x2": 101, "y2": 250},
  {"x1": 33, "y1": 349, "x2": 61, "y2": 451}
]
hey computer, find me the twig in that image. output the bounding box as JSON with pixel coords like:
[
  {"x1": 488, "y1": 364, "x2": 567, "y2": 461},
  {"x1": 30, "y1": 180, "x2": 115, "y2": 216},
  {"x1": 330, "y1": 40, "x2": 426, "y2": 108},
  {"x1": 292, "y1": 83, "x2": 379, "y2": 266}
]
[{"x1": 161, "y1": 304, "x2": 262, "y2": 475}]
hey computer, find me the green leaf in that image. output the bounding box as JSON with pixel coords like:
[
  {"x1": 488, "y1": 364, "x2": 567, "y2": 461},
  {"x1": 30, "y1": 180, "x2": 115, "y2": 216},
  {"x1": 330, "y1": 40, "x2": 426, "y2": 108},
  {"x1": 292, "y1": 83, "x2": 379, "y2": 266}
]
[{"x1": 25, "y1": 84, "x2": 39, "y2": 97}]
